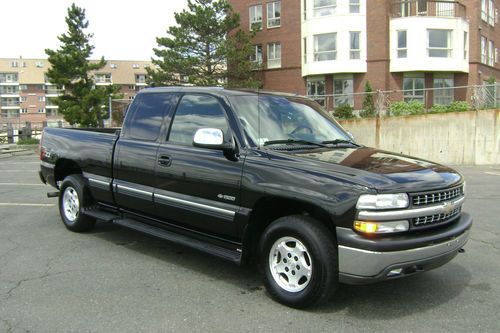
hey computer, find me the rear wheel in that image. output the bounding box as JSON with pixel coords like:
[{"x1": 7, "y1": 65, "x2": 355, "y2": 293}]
[
  {"x1": 260, "y1": 215, "x2": 338, "y2": 308},
  {"x1": 58, "y1": 175, "x2": 96, "y2": 232}
]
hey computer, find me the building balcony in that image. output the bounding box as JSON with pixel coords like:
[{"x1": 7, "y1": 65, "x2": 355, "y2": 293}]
[
  {"x1": 1, "y1": 101, "x2": 20, "y2": 108},
  {"x1": 391, "y1": 1, "x2": 466, "y2": 19},
  {"x1": 1, "y1": 110, "x2": 20, "y2": 118}
]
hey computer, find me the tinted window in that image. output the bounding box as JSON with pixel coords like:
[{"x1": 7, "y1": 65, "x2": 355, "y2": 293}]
[
  {"x1": 168, "y1": 94, "x2": 229, "y2": 145},
  {"x1": 127, "y1": 93, "x2": 171, "y2": 141}
]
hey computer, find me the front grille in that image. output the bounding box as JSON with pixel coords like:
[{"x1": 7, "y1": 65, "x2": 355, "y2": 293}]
[
  {"x1": 412, "y1": 206, "x2": 461, "y2": 227},
  {"x1": 412, "y1": 185, "x2": 463, "y2": 206}
]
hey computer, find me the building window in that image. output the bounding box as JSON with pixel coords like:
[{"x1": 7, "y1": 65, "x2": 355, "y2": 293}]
[
  {"x1": 303, "y1": 0, "x2": 307, "y2": 20},
  {"x1": 350, "y1": 0, "x2": 360, "y2": 14},
  {"x1": 36, "y1": 61, "x2": 44, "y2": 68},
  {"x1": 482, "y1": 0, "x2": 488, "y2": 21},
  {"x1": 20, "y1": 108, "x2": 28, "y2": 114},
  {"x1": 20, "y1": 96, "x2": 27, "y2": 102},
  {"x1": 496, "y1": 48, "x2": 499, "y2": 63},
  {"x1": 463, "y1": 31, "x2": 468, "y2": 60},
  {"x1": 334, "y1": 75, "x2": 354, "y2": 107},
  {"x1": 110, "y1": 63, "x2": 117, "y2": 69},
  {"x1": 249, "y1": 5, "x2": 262, "y2": 30},
  {"x1": 434, "y1": 76, "x2": 454, "y2": 105},
  {"x1": 397, "y1": 30, "x2": 407, "y2": 58},
  {"x1": 307, "y1": 78, "x2": 326, "y2": 106},
  {"x1": 38, "y1": 96, "x2": 45, "y2": 102},
  {"x1": 489, "y1": 0, "x2": 495, "y2": 25},
  {"x1": 267, "y1": 1, "x2": 281, "y2": 28},
  {"x1": 132, "y1": 64, "x2": 139, "y2": 69},
  {"x1": 314, "y1": 33, "x2": 336, "y2": 61},
  {"x1": 481, "y1": 36, "x2": 487, "y2": 64},
  {"x1": 303, "y1": 38, "x2": 307, "y2": 64},
  {"x1": 135, "y1": 74, "x2": 146, "y2": 83},
  {"x1": 488, "y1": 41, "x2": 495, "y2": 66},
  {"x1": 267, "y1": 42, "x2": 281, "y2": 68},
  {"x1": 95, "y1": 73, "x2": 112, "y2": 83},
  {"x1": 38, "y1": 108, "x2": 45, "y2": 113},
  {"x1": 19, "y1": 85, "x2": 27, "y2": 91},
  {"x1": 349, "y1": 32, "x2": 360, "y2": 59},
  {"x1": 11, "y1": 61, "x2": 18, "y2": 68},
  {"x1": 403, "y1": 77, "x2": 425, "y2": 102},
  {"x1": 313, "y1": 0, "x2": 336, "y2": 17},
  {"x1": 250, "y1": 45, "x2": 263, "y2": 64},
  {"x1": 428, "y1": 29, "x2": 451, "y2": 58}
]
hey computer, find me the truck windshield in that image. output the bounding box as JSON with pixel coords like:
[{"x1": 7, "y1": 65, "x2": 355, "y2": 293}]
[{"x1": 227, "y1": 94, "x2": 352, "y2": 148}]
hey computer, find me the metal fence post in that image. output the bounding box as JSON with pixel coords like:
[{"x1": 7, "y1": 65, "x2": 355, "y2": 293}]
[{"x1": 7, "y1": 123, "x2": 14, "y2": 144}]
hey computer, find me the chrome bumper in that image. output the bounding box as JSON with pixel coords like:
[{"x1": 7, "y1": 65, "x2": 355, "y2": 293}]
[{"x1": 337, "y1": 227, "x2": 470, "y2": 285}]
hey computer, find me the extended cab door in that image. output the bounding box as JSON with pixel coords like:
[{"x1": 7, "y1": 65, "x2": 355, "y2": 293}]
[
  {"x1": 113, "y1": 93, "x2": 176, "y2": 214},
  {"x1": 153, "y1": 94, "x2": 244, "y2": 239}
]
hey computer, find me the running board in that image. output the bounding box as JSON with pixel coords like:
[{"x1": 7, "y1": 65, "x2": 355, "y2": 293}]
[
  {"x1": 82, "y1": 208, "x2": 119, "y2": 222},
  {"x1": 113, "y1": 218, "x2": 242, "y2": 264}
]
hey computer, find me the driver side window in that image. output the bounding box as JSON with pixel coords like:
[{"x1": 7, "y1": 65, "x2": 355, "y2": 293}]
[{"x1": 168, "y1": 94, "x2": 229, "y2": 146}]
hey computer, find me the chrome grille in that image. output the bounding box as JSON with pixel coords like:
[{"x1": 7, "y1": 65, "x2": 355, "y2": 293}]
[
  {"x1": 412, "y1": 186, "x2": 463, "y2": 206},
  {"x1": 412, "y1": 206, "x2": 461, "y2": 226}
]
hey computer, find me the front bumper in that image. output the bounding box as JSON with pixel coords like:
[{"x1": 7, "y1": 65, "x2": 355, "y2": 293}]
[{"x1": 337, "y1": 212, "x2": 472, "y2": 284}]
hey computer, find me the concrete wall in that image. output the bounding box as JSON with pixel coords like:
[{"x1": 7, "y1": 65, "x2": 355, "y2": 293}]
[{"x1": 338, "y1": 109, "x2": 500, "y2": 165}]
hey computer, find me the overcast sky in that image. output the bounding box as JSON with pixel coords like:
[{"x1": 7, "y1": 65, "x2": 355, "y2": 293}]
[{"x1": 0, "y1": 0, "x2": 188, "y2": 60}]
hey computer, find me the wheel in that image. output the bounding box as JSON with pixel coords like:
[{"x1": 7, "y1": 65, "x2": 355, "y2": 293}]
[
  {"x1": 58, "y1": 174, "x2": 96, "y2": 232},
  {"x1": 260, "y1": 215, "x2": 338, "y2": 308}
]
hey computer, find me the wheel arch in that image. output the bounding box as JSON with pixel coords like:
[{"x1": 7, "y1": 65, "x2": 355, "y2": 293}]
[{"x1": 54, "y1": 158, "x2": 82, "y2": 186}]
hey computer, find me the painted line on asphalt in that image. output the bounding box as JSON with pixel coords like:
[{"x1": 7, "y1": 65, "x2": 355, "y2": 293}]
[
  {"x1": 0, "y1": 162, "x2": 40, "y2": 165},
  {"x1": 484, "y1": 172, "x2": 500, "y2": 176},
  {"x1": 0, "y1": 203, "x2": 55, "y2": 207},
  {"x1": 0, "y1": 170, "x2": 37, "y2": 172},
  {"x1": 0, "y1": 183, "x2": 45, "y2": 186}
]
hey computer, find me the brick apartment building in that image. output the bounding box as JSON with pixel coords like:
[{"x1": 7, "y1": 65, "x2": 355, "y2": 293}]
[
  {"x1": 0, "y1": 58, "x2": 151, "y2": 125},
  {"x1": 229, "y1": 0, "x2": 500, "y2": 109}
]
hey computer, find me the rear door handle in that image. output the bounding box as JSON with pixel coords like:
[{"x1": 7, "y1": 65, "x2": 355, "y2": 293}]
[{"x1": 158, "y1": 154, "x2": 172, "y2": 167}]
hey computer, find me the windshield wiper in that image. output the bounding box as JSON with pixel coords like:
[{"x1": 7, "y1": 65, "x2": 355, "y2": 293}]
[
  {"x1": 321, "y1": 139, "x2": 360, "y2": 147},
  {"x1": 263, "y1": 139, "x2": 327, "y2": 148}
]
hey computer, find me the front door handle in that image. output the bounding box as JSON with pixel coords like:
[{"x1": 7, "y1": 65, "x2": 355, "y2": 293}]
[{"x1": 158, "y1": 155, "x2": 172, "y2": 167}]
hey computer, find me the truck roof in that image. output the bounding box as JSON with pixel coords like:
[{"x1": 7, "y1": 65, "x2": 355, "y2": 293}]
[{"x1": 137, "y1": 86, "x2": 305, "y2": 98}]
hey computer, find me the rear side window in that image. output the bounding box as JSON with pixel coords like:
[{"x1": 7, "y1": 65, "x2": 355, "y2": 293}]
[
  {"x1": 126, "y1": 93, "x2": 172, "y2": 141},
  {"x1": 168, "y1": 94, "x2": 229, "y2": 145}
]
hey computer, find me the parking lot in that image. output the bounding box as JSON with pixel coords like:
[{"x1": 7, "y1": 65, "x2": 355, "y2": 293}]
[{"x1": 0, "y1": 152, "x2": 499, "y2": 333}]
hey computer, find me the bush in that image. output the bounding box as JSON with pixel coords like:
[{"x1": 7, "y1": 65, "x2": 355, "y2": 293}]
[
  {"x1": 360, "y1": 81, "x2": 375, "y2": 118},
  {"x1": 429, "y1": 104, "x2": 449, "y2": 114},
  {"x1": 17, "y1": 138, "x2": 39, "y2": 145},
  {"x1": 389, "y1": 101, "x2": 424, "y2": 116},
  {"x1": 448, "y1": 101, "x2": 469, "y2": 112},
  {"x1": 334, "y1": 104, "x2": 354, "y2": 119}
]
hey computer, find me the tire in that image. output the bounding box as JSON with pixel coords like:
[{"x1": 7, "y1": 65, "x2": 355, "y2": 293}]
[
  {"x1": 58, "y1": 174, "x2": 96, "y2": 232},
  {"x1": 260, "y1": 215, "x2": 338, "y2": 308}
]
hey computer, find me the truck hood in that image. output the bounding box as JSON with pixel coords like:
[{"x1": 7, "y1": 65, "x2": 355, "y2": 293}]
[{"x1": 273, "y1": 147, "x2": 462, "y2": 193}]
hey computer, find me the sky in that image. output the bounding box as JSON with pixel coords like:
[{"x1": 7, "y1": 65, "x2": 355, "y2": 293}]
[{"x1": 0, "y1": 0, "x2": 188, "y2": 61}]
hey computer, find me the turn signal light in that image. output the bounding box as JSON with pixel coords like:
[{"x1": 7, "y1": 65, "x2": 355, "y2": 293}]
[
  {"x1": 354, "y1": 221, "x2": 378, "y2": 233},
  {"x1": 354, "y1": 220, "x2": 409, "y2": 234}
]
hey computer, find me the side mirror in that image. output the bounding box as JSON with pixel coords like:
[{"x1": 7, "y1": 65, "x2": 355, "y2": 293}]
[{"x1": 193, "y1": 128, "x2": 235, "y2": 151}]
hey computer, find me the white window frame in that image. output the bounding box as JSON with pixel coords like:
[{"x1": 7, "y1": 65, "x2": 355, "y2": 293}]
[
  {"x1": 267, "y1": 1, "x2": 281, "y2": 28},
  {"x1": 313, "y1": 0, "x2": 336, "y2": 17},
  {"x1": 349, "y1": 0, "x2": 360, "y2": 14},
  {"x1": 333, "y1": 74, "x2": 354, "y2": 107},
  {"x1": 481, "y1": 36, "x2": 488, "y2": 64},
  {"x1": 249, "y1": 5, "x2": 263, "y2": 30},
  {"x1": 36, "y1": 61, "x2": 44, "y2": 68},
  {"x1": 433, "y1": 75, "x2": 454, "y2": 106},
  {"x1": 307, "y1": 77, "x2": 326, "y2": 107},
  {"x1": 403, "y1": 76, "x2": 425, "y2": 103},
  {"x1": 314, "y1": 33, "x2": 336, "y2": 62},
  {"x1": 488, "y1": 0, "x2": 495, "y2": 25},
  {"x1": 20, "y1": 108, "x2": 28, "y2": 114},
  {"x1": 11, "y1": 61, "x2": 18, "y2": 68},
  {"x1": 427, "y1": 29, "x2": 452, "y2": 58},
  {"x1": 482, "y1": 0, "x2": 488, "y2": 21},
  {"x1": 250, "y1": 45, "x2": 263, "y2": 64},
  {"x1": 38, "y1": 108, "x2": 45, "y2": 113},
  {"x1": 463, "y1": 31, "x2": 468, "y2": 60},
  {"x1": 38, "y1": 96, "x2": 45, "y2": 102},
  {"x1": 350, "y1": 31, "x2": 361, "y2": 59},
  {"x1": 267, "y1": 42, "x2": 281, "y2": 69},
  {"x1": 488, "y1": 40, "x2": 495, "y2": 66},
  {"x1": 397, "y1": 30, "x2": 407, "y2": 58},
  {"x1": 110, "y1": 63, "x2": 118, "y2": 69}
]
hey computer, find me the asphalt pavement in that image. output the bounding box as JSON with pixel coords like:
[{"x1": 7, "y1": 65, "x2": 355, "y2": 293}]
[{"x1": 0, "y1": 153, "x2": 499, "y2": 333}]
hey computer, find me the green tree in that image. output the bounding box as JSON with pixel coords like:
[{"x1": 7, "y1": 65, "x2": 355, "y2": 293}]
[
  {"x1": 148, "y1": 0, "x2": 260, "y2": 88},
  {"x1": 360, "y1": 81, "x2": 375, "y2": 118},
  {"x1": 45, "y1": 3, "x2": 121, "y2": 127}
]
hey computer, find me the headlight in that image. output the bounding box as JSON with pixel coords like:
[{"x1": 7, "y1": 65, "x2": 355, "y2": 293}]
[
  {"x1": 354, "y1": 220, "x2": 409, "y2": 234},
  {"x1": 356, "y1": 193, "x2": 409, "y2": 210}
]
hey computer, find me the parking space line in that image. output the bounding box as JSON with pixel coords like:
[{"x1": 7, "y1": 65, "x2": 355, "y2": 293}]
[
  {"x1": 0, "y1": 203, "x2": 55, "y2": 207},
  {"x1": 0, "y1": 170, "x2": 37, "y2": 172},
  {"x1": 0, "y1": 162, "x2": 39, "y2": 165},
  {"x1": 484, "y1": 172, "x2": 500, "y2": 176},
  {"x1": 0, "y1": 183, "x2": 45, "y2": 186}
]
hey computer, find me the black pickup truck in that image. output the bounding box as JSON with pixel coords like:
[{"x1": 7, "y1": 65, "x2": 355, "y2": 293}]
[{"x1": 39, "y1": 87, "x2": 472, "y2": 308}]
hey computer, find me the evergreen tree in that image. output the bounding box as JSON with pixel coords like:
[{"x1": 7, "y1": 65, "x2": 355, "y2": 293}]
[
  {"x1": 360, "y1": 81, "x2": 375, "y2": 118},
  {"x1": 45, "y1": 3, "x2": 120, "y2": 127},
  {"x1": 148, "y1": 0, "x2": 260, "y2": 88}
]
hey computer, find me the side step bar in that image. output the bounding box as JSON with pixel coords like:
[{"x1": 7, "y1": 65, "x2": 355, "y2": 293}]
[
  {"x1": 113, "y1": 218, "x2": 242, "y2": 264},
  {"x1": 82, "y1": 208, "x2": 119, "y2": 222}
]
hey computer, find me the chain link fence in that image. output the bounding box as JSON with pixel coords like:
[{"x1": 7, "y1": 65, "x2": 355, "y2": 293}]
[{"x1": 308, "y1": 84, "x2": 500, "y2": 118}]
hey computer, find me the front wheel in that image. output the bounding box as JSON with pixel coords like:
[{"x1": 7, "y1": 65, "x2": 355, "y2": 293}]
[
  {"x1": 58, "y1": 175, "x2": 96, "y2": 232},
  {"x1": 260, "y1": 215, "x2": 338, "y2": 308}
]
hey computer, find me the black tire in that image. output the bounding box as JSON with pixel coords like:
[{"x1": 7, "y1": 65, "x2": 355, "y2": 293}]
[
  {"x1": 58, "y1": 174, "x2": 96, "y2": 232},
  {"x1": 260, "y1": 215, "x2": 338, "y2": 308}
]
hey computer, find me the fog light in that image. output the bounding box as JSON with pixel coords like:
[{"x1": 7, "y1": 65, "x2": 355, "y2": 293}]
[
  {"x1": 387, "y1": 268, "x2": 403, "y2": 277},
  {"x1": 354, "y1": 220, "x2": 409, "y2": 234}
]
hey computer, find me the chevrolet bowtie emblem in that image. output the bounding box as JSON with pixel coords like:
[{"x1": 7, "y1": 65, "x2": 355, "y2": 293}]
[{"x1": 442, "y1": 202, "x2": 454, "y2": 215}]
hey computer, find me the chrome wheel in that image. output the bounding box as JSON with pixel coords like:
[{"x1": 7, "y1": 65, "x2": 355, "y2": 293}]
[
  {"x1": 62, "y1": 186, "x2": 80, "y2": 222},
  {"x1": 268, "y1": 236, "x2": 313, "y2": 293}
]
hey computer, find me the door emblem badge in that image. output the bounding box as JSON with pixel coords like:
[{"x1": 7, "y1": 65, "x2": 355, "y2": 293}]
[{"x1": 217, "y1": 194, "x2": 236, "y2": 202}]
